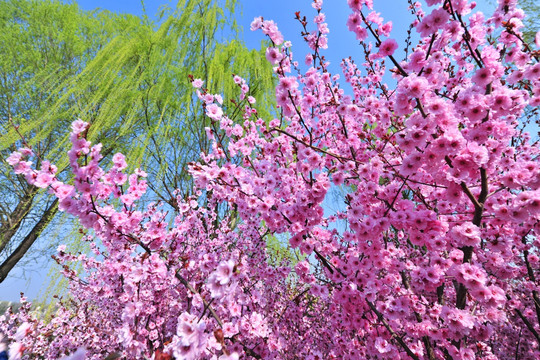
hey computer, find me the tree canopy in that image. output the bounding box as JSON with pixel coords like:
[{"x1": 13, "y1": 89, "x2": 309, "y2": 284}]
[{"x1": 0, "y1": 0, "x2": 275, "y2": 284}]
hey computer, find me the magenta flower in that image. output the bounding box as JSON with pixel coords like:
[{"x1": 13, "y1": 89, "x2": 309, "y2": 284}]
[{"x1": 378, "y1": 38, "x2": 398, "y2": 56}]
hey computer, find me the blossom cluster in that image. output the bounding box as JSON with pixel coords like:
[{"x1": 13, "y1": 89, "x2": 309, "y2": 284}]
[{"x1": 2, "y1": 0, "x2": 540, "y2": 359}]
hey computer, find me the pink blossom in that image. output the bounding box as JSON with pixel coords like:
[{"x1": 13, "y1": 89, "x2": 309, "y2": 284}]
[
  {"x1": 250, "y1": 17, "x2": 263, "y2": 31},
  {"x1": 265, "y1": 47, "x2": 283, "y2": 65},
  {"x1": 374, "y1": 337, "x2": 392, "y2": 353},
  {"x1": 262, "y1": 20, "x2": 284, "y2": 45},
  {"x1": 19, "y1": 147, "x2": 32, "y2": 156},
  {"x1": 6, "y1": 152, "x2": 22, "y2": 166},
  {"x1": 214, "y1": 259, "x2": 235, "y2": 285},
  {"x1": 34, "y1": 172, "x2": 54, "y2": 188},
  {"x1": 206, "y1": 104, "x2": 223, "y2": 120},
  {"x1": 8, "y1": 342, "x2": 23, "y2": 360},
  {"x1": 6, "y1": 2, "x2": 540, "y2": 359},
  {"x1": 451, "y1": 222, "x2": 481, "y2": 247},
  {"x1": 192, "y1": 78, "x2": 204, "y2": 88},
  {"x1": 71, "y1": 119, "x2": 88, "y2": 134},
  {"x1": 442, "y1": 306, "x2": 475, "y2": 331},
  {"x1": 14, "y1": 323, "x2": 31, "y2": 341},
  {"x1": 472, "y1": 67, "x2": 493, "y2": 87},
  {"x1": 13, "y1": 161, "x2": 31, "y2": 175}
]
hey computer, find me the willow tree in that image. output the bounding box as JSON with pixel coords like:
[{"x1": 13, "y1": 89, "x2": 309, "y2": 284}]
[
  {"x1": 46, "y1": 0, "x2": 276, "y2": 206},
  {"x1": 519, "y1": 0, "x2": 539, "y2": 44},
  {"x1": 0, "y1": 0, "x2": 275, "y2": 284},
  {"x1": 0, "y1": 0, "x2": 142, "y2": 282}
]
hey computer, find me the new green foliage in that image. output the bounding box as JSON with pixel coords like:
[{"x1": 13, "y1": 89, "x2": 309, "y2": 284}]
[
  {"x1": 519, "y1": 0, "x2": 539, "y2": 44},
  {"x1": 0, "y1": 0, "x2": 135, "y2": 283},
  {"x1": 37, "y1": 0, "x2": 275, "y2": 201},
  {"x1": 0, "y1": 0, "x2": 276, "y2": 288}
]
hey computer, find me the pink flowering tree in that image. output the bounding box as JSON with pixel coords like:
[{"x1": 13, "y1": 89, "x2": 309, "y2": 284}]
[{"x1": 2, "y1": 0, "x2": 540, "y2": 359}]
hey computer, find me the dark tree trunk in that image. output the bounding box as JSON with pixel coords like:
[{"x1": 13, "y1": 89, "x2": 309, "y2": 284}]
[{"x1": 0, "y1": 198, "x2": 58, "y2": 282}]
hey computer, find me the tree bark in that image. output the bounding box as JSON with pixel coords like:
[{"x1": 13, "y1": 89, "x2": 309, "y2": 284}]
[
  {"x1": 0, "y1": 198, "x2": 58, "y2": 282},
  {"x1": 0, "y1": 184, "x2": 38, "y2": 255}
]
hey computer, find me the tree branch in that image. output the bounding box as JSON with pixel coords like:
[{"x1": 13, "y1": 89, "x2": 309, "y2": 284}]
[{"x1": 0, "y1": 198, "x2": 58, "y2": 282}]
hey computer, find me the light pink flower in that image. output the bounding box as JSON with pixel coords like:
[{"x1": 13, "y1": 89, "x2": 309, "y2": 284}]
[
  {"x1": 374, "y1": 337, "x2": 392, "y2": 353},
  {"x1": 6, "y1": 152, "x2": 22, "y2": 166},
  {"x1": 34, "y1": 172, "x2": 53, "y2": 188},
  {"x1": 71, "y1": 119, "x2": 88, "y2": 134},
  {"x1": 250, "y1": 16, "x2": 263, "y2": 31},
  {"x1": 206, "y1": 104, "x2": 223, "y2": 120},
  {"x1": 192, "y1": 78, "x2": 204, "y2": 88}
]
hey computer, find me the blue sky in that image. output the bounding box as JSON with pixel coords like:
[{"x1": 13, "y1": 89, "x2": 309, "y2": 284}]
[
  {"x1": 1, "y1": 0, "x2": 498, "y2": 302},
  {"x1": 72, "y1": 0, "x2": 496, "y2": 76}
]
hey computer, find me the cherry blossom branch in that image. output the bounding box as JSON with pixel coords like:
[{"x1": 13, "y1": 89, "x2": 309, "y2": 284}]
[
  {"x1": 366, "y1": 300, "x2": 420, "y2": 360},
  {"x1": 270, "y1": 127, "x2": 352, "y2": 162},
  {"x1": 514, "y1": 306, "x2": 540, "y2": 346},
  {"x1": 456, "y1": 169, "x2": 488, "y2": 310},
  {"x1": 446, "y1": 0, "x2": 484, "y2": 68},
  {"x1": 417, "y1": 34, "x2": 437, "y2": 77},
  {"x1": 383, "y1": 176, "x2": 409, "y2": 217},
  {"x1": 358, "y1": 11, "x2": 408, "y2": 78},
  {"x1": 87, "y1": 193, "x2": 229, "y2": 334},
  {"x1": 400, "y1": 271, "x2": 436, "y2": 360},
  {"x1": 502, "y1": 19, "x2": 539, "y2": 62},
  {"x1": 523, "y1": 248, "x2": 540, "y2": 328},
  {"x1": 174, "y1": 270, "x2": 223, "y2": 327}
]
